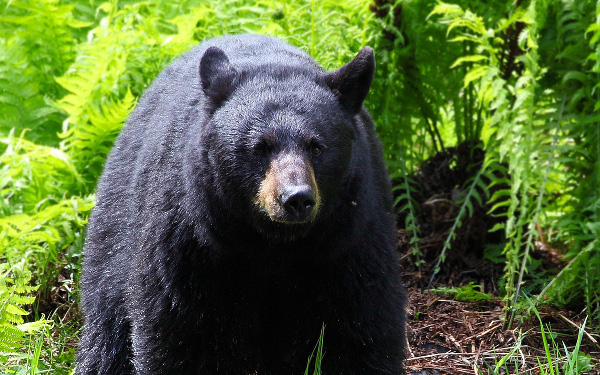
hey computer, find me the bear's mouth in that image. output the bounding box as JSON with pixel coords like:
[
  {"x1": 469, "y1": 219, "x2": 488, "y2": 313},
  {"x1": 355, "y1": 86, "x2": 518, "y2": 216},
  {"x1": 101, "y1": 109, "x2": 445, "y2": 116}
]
[{"x1": 251, "y1": 210, "x2": 316, "y2": 243}]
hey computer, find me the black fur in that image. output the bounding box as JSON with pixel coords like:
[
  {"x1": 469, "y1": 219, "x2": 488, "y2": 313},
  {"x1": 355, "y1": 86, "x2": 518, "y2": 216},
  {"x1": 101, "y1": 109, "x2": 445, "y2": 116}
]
[{"x1": 76, "y1": 34, "x2": 406, "y2": 375}]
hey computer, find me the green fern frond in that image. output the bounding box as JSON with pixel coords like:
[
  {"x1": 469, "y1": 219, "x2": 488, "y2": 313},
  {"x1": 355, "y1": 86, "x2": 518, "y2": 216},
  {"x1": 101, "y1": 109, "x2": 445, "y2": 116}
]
[
  {"x1": 59, "y1": 90, "x2": 136, "y2": 183},
  {"x1": 0, "y1": 195, "x2": 94, "y2": 298},
  {"x1": 0, "y1": 129, "x2": 85, "y2": 215},
  {"x1": 0, "y1": 262, "x2": 49, "y2": 362},
  {"x1": 0, "y1": 0, "x2": 90, "y2": 145},
  {"x1": 428, "y1": 158, "x2": 501, "y2": 285}
]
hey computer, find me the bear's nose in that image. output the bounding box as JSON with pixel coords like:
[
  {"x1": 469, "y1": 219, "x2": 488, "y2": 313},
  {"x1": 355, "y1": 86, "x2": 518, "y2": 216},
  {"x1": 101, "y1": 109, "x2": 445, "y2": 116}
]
[{"x1": 280, "y1": 185, "x2": 316, "y2": 222}]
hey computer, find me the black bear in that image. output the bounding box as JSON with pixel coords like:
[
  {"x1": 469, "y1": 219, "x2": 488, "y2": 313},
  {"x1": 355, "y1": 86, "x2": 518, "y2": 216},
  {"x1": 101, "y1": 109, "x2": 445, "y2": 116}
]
[{"x1": 76, "y1": 34, "x2": 406, "y2": 375}]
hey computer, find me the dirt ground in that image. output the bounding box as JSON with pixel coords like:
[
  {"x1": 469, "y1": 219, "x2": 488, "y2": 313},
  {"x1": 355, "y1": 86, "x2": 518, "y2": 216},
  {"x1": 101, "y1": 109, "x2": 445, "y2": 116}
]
[{"x1": 399, "y1": 233, "x2": 600, "y2": 375}]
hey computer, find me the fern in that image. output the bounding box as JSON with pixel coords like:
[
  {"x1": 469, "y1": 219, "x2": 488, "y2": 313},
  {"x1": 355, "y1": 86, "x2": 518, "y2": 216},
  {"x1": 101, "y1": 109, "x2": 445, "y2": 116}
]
[
  {"x1": 539, "y1": 0, "x2": 600, "y2": 325},
  {"x1": 0, "y1": 38, "x2": 63, "y2": 146},
  {"x1": 55, "y1": 1, "x2": 166, "y2": 184},
  {"x1": 429, "y1": 0, "x2": 600, "y2": 326},
  {"x1": 392, "y1": 166, "x2": 423, "y2": 265},
  {"x1": 427, "y1": 158, "x2": 499, "y2": 287},
  {"x1": 430, "y1": 282, "x2": 492, "y2": 302},
  {"x1": 0, "y1": 0, "x2": 90, "y2": 145},
  {"x1": 0, "y1": 262, "x2": 50, "y2": 362},
  {"x1": 0, "y1": 129, "x2": 85, "y2": 216},
  {"x1": 0, "y1": 194, "x2": 94, "y2": 299}
]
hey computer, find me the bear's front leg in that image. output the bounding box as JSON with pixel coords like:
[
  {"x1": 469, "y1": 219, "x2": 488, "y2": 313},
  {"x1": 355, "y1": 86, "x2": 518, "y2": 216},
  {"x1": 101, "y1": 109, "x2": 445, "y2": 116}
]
[
  {"x1": 316, "y1": 253, "x2": 406, "y2": 375},
  {"x1": 127, "y1": 290, "x2": 207, "y2": 375},
  {"x1": 126, "y1": 267, "x2": 262, "y2": 375}
]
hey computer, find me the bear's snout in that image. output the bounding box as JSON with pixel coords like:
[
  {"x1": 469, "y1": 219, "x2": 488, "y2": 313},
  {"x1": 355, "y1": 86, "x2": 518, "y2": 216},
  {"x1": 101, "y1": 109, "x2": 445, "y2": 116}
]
[
  {"x1": 279, "y1": 184, "x2": 316, "y2": 222},
  {"x1": 256, "y1": 153, "x2": 320, "y2": 224}
]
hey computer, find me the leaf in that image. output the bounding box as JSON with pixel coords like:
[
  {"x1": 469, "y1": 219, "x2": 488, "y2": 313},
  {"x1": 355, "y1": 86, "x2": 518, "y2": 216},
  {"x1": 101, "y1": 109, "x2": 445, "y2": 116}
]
[
  {"x1": 464, "y1": 65, "x2": 489, "y2": 87},
  {"x1": 450, "y1": 54, "x2": 488, "y2": 69}
]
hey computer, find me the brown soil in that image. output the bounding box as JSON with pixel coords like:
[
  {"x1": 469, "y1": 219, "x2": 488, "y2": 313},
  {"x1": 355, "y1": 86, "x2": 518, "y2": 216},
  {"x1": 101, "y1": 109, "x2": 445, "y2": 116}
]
[{"x1": 400, "y1": 255, "x2": 600, "y2": 374}]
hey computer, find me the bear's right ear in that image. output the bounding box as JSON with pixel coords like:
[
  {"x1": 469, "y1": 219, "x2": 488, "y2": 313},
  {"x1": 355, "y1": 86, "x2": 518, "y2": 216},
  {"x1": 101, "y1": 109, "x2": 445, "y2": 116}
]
[
  {"x1": 320, "y1": 47, "x2": 375, "y2": 116},
  {"x1": 200, "y1": 46, "x2": 240, "y2": 112}
]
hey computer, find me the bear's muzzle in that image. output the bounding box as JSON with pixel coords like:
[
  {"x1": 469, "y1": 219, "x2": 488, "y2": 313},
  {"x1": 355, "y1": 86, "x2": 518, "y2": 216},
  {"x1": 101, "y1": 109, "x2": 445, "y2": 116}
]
[{"x1": 256, "y1": 152, "x2": 320, "y2": 224}]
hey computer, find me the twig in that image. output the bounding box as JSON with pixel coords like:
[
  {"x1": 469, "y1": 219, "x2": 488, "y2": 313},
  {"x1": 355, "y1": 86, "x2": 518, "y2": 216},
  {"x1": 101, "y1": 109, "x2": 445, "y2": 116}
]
[
  {"x1": 462, "y1": 323, "x2": 501, "y2": 342},
  {"x1": 555, "y1": 312, "x2": 600, "y2": 350},
  {"x1": 406, "y1": 333, "x2": 415, "y2": 358},
  {"x1": 426, "y1": 296, "x2": 441, "y2": 308},
  {"x1": 535, "y1": 222, "x2": 549, "y2": 250},
  {"x1": 448, "y1": 334, "x2": 465, "y2": 353},
  {"x1": 406, "y1": 350, "x2": 513, "y2": 361},
  {"x1": 405, "y1": 351, "x2": 462, "y2": 361}
]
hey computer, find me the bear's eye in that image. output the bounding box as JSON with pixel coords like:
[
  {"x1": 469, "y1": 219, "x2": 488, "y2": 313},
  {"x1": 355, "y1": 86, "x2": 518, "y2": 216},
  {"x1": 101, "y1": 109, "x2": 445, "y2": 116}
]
[
  {"x1": 310, "y1": 144, "x2": 322, "y2": 156},
  {"x1": 254, "y1": 141, "x2": 271, "y2": 157}
]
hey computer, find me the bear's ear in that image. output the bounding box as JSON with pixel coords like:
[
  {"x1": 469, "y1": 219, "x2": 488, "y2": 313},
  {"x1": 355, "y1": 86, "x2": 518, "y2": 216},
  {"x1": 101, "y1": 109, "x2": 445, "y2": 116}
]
[
  {"x1": 321, "y1": 47, "x2": 375, "y2": 115},
  {"x1": 200, "y1": 46, "x2": 240, "y2": 111}
]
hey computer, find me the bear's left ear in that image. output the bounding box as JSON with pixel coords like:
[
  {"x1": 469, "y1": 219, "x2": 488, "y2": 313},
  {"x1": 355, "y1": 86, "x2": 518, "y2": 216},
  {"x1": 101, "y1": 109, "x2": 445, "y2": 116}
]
[
  {"x1": 200, "y1": 46, "x2": 240, "y2": 112},
  {"x1": 321, "y1": 47, "x2": 375, "y2": 115}
]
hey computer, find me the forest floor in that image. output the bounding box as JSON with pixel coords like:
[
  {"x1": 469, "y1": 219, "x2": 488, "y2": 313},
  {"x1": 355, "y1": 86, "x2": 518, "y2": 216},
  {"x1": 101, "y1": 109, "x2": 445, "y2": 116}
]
[{"x1": 399, "y1": 233, "x2": 600, "y2": 375}]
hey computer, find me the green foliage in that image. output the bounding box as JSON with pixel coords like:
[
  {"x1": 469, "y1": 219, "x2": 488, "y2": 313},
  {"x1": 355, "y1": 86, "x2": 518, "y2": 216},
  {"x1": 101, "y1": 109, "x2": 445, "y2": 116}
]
[
  {"x1": 430, "y1": 282, "x2": 493, "y2": 302},
  {"x1": 421, "y1": 0, "x2": 600, "y2": 327},
  {"x1": 0, "y1": 0, "x2": 91, "y2": 145},
  {"x1": 0, "y1": 130, "x2": 85, "y2": 215},
  {"x1": 530, "y1": 300, "x2": 593, "y2": 375},
  {"x1": 477, "y1": 302, "x2": 593, "y2": 374},
  {"x1": 0, "y1": 262, "x2": 50, "y2": 363},
  {"x1": 0, "y1": 194, "x2": 94, "y2": 298},
  {"x1": 0, "y1": 129, "x2": 93, "y2": 299},
  {"x1": 428, "y1": 159, "x2": 502, "y2": 284},
  {"x1": 542, "y1": 0, "x2": 600, "y2": 323},
  {"x1": 304, "y1": 325, "x2": 325, "y2": 375},
  {"x1": 392, "y1": 169, "x2": 423, "y2": 264}
]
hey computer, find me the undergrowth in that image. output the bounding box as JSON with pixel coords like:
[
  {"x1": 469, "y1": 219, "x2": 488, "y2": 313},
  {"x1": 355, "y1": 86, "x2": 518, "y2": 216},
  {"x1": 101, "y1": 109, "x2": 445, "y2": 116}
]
[
  {"x1": 430, "y1": 282, "x2": 493, "y2": 302},
  {"x1": 478, "y1": 302, "x2": 594, "y2": 375}
]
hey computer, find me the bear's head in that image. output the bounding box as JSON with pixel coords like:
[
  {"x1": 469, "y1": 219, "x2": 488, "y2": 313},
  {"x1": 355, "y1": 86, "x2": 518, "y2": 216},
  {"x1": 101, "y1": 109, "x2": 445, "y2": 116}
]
[{"x1": 197, "y1": 46, "x2": 375, "y2": 242}]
